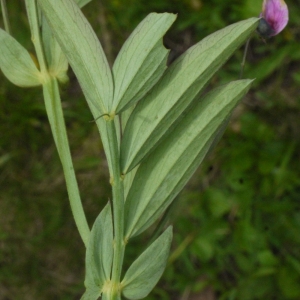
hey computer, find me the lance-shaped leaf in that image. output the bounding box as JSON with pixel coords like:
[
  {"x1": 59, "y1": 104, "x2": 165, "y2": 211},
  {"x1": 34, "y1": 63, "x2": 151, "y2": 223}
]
[
  {"x1": 42, "y1": 16, "x2": 69, "y2": 84},
  {"x1": 120, "y1": 18, "x2": 259, "y2": 174},
  {"x1": 83, "y1": 203, "x2": 113, "y2": 299},
  {"x1": 124, "y1": 80, "x2": 253, "y2": 238},
  {"x1": 112, "y1": 13, "x2": 176, "y2": 113},
  {"x1": 121, "y1": 226, "x2": 173, "y2": 300},
  {"x1": 0, "y1": 28, "x2": 41, "y2": 87},
  {"x1": 41, "y1": 0, "x2": 94, "y2": 84},
  {"x1": 38, "y1": 0, "x2": 113, "y2": 114}
]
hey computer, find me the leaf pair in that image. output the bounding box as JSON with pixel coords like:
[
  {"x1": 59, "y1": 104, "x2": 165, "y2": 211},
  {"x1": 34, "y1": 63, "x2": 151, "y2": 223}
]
[
  {"x1": 0, "y1": 0, "x2": 100, "y2": 89},
  {"x1": 112, "y1": 12, "x2": 176, "y2": 113},
  {"x1": 0, "y1": 3, "x2": 71, "y2": 87},
  {"x1": 121, "y1": 18, "x2": 259, "y2": 239},
  {"x1": 120, "y1": 17, "x2": 259, "y2": 174},
  {"x1": 124, "y1": 79, "x2": 253, "y2": 239},
  {"x1": 38, "y1": 0, "x2": 176, "y2": 116},
  {"x1": 83, "y1": 203, "x2": 172, "y2": 300}
]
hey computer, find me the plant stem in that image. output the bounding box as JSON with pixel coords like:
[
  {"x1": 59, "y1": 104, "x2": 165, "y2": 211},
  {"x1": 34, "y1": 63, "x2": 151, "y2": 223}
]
[
  {"x1": 25, "y1": 0, "x2": 90, "y2": 247},
  {"x1": 25, "y1": 0, "x2": 47, "y2": 73},
  {"x1": 0, "y1": 0, "x2": 11, "y2": 34},
  {"x1": 240, "y1": 37, "x2": 251, "y2": 79},
  {"x1": 106, "y1": 119, "x2": 125, "y2": 300},
  {"x1": 43, "y1": 78, "x2": 90, "y2": 247}
]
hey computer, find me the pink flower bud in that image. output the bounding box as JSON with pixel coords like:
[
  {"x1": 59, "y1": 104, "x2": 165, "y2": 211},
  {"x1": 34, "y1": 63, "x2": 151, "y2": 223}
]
[{"x1": 258, "y1": 0, "x2": 289, "y2": 38}]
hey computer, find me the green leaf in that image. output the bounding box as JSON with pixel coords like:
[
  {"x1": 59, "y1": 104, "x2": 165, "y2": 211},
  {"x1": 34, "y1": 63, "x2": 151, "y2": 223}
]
[
  {"x1": 81, "y1": 287, "x2": 101, "y2": 300},
  {"x1": 124, "y1": 80, "x2": 253, "y2": 238},
  {"x1": 38, "y1": 0, "x2": 113, "y2": 114},
  {"x1": 124, "y1": 165, "x2": 138, "y2": 199},
  {"x1": 0, "y1": 28, "x2": 41, "y2": 87},
  {"x1": 112, "y1": 13, "x2": 176, "y2": 113},
  {"x1": 122, "y1": 226, "x2": 173, "y2": 300},
  {"x1": 41, "y1": 16, "x2": 69, "y2": 84},
  {"x1": 76, "y1": 0, "x2": 93, "y2": 8},
  {"x1": 84, "y1": 203, "x2": 113, "y2": 296},
  {"x1": 120, "y1": 18, "x2": 259, "y2": 173}
]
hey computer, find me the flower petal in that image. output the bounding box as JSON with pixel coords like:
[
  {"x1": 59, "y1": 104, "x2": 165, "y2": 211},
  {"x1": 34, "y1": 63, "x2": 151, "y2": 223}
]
[{"x1": 261, "y1": 0, "x2": 289, "y2": 36}]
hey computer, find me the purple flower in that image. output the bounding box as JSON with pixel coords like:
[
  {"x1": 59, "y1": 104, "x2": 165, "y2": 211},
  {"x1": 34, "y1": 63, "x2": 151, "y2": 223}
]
[{"x1": 257, "y1": 0, "x2": 289, "y2": 38}]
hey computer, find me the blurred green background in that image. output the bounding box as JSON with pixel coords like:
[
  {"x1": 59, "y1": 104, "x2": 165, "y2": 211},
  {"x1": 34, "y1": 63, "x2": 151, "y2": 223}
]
[{"x1": 1, "y1": 0, "x2": 300, "y2": 299}]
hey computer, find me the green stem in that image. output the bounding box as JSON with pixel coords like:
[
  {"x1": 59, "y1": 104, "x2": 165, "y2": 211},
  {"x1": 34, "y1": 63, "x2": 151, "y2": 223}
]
[
  {"x1": 43, "y1": 78, "x2": 90, "y2": 247},
  {"x1": 106, "y1": 119, "x2": 125, "y2": 300},
  {"x1": 0, "y1": 0, "x2": 11, "y2": 34},
  {"x1": 239, "y1": 37, "x2": 251, "y2": 79},
  {"x1": 25, "y1": 0, "x2": 90, "y2": 247}
]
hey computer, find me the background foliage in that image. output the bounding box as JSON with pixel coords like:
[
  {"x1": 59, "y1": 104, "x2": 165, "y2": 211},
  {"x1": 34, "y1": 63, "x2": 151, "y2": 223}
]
[{"x1": 0, "y1": 0, "x2": 299, "y2": 299}]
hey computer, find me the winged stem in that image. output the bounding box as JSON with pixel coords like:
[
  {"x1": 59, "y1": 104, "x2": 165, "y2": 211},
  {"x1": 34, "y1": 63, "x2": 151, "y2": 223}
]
[
  {"x1": 106, "y1": 118, "x2": 125, "y2": 300},
  {"x1": 25, "y1": 0, "x2": 90, "y2": 247}
]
